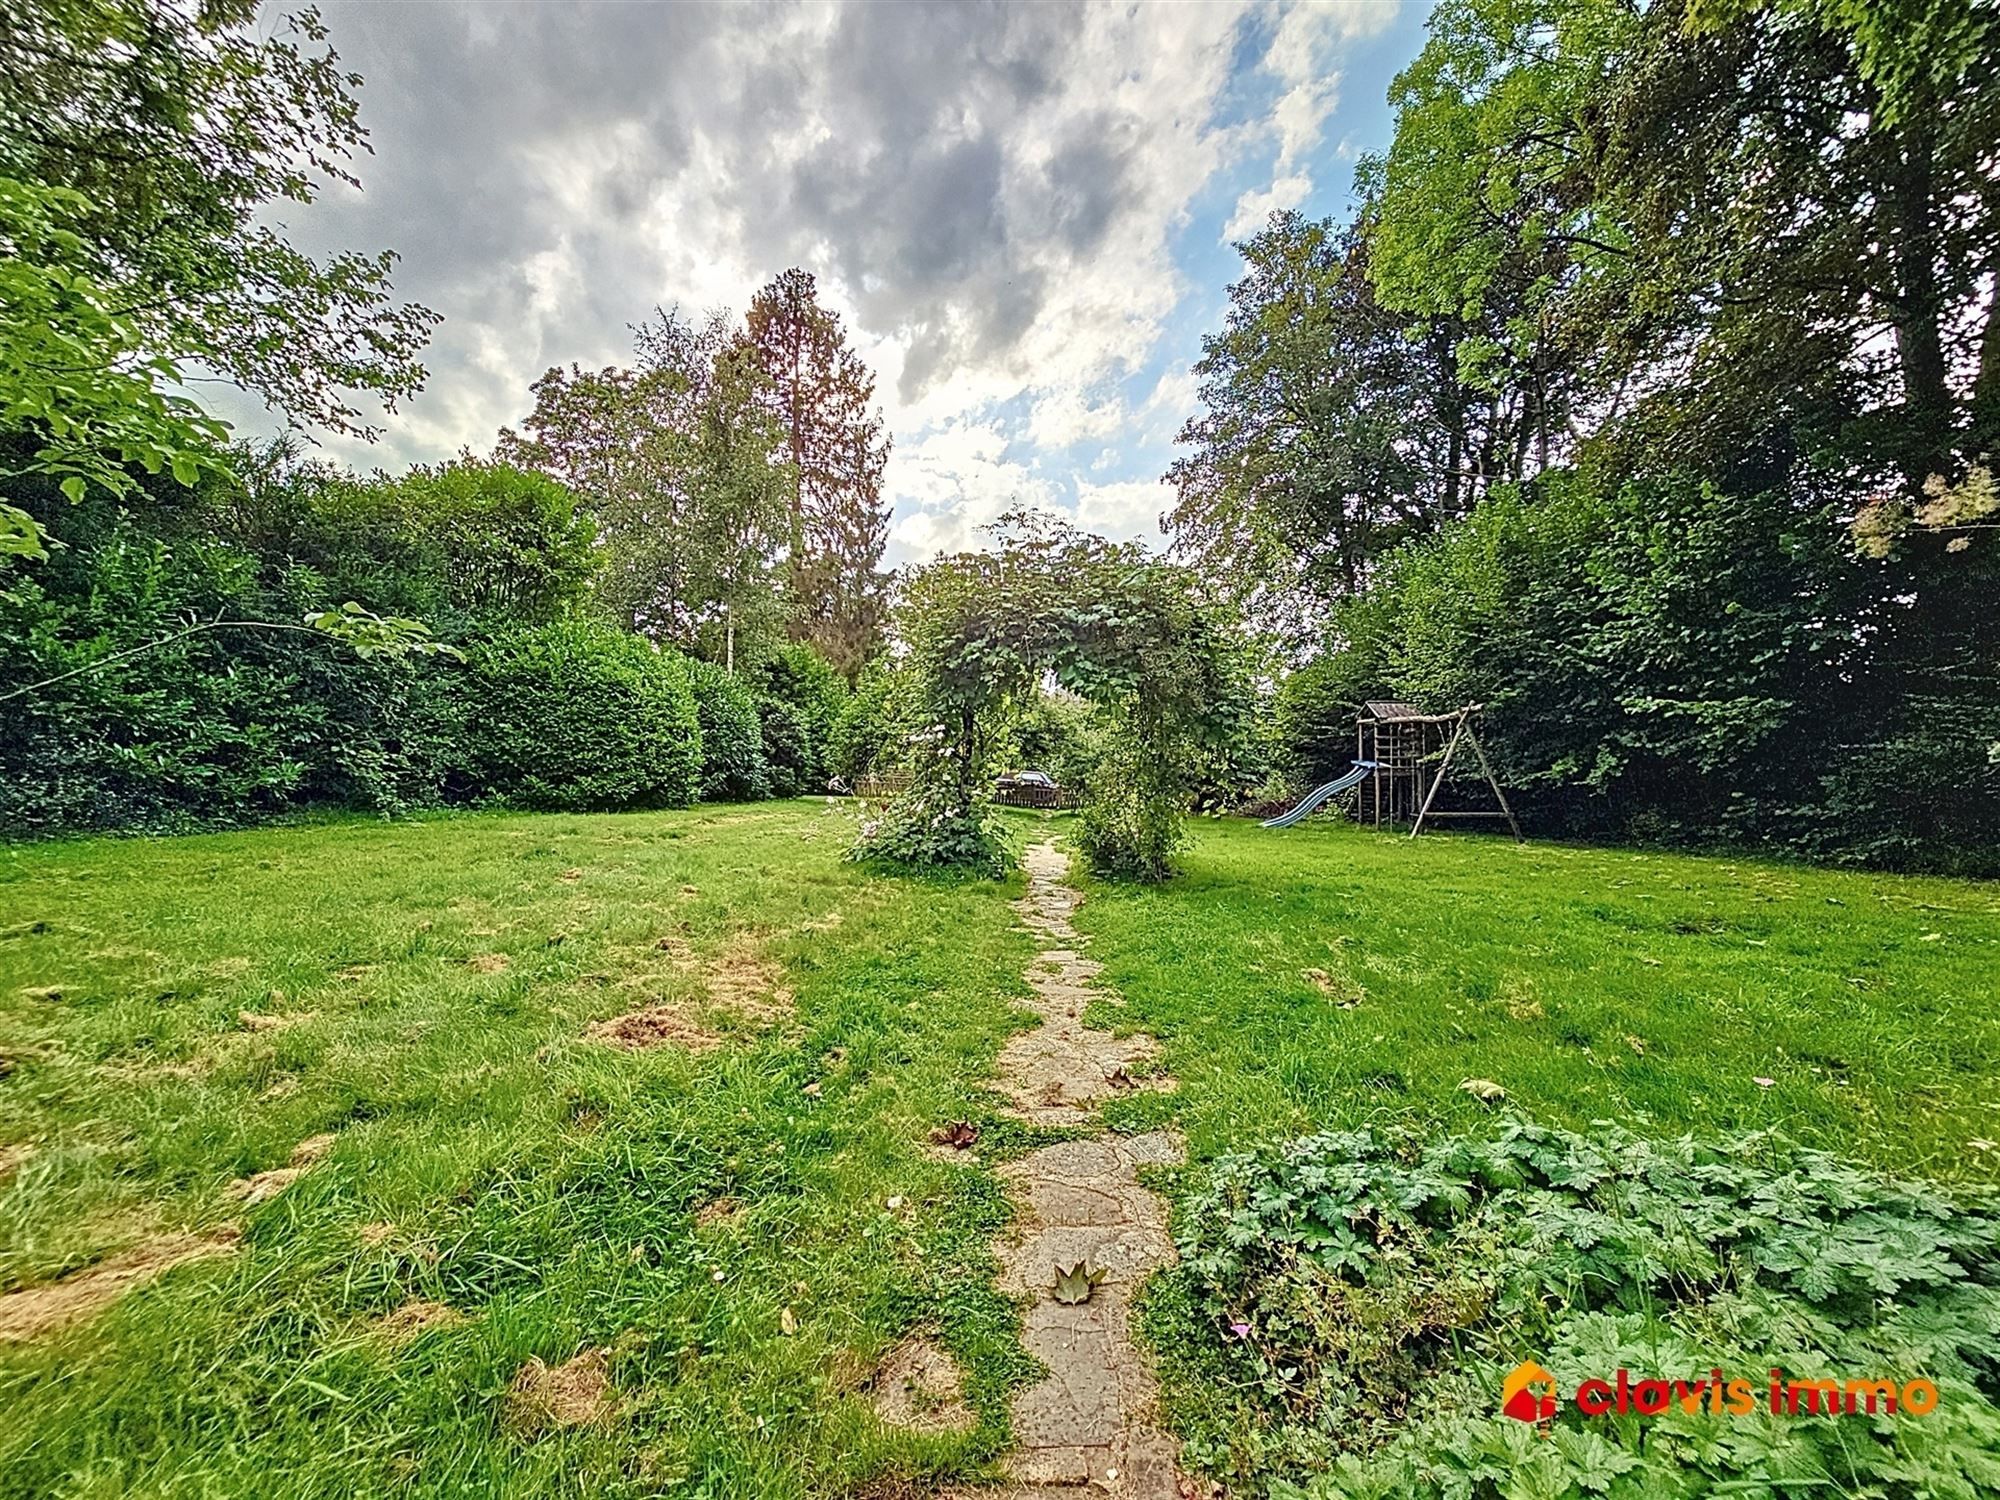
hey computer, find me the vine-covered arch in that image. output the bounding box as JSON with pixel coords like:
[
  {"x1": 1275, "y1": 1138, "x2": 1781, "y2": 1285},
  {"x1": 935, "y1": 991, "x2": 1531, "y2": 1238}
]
[{"x1": 854, "y1": 513, "x2": 1245, "y2": 881}]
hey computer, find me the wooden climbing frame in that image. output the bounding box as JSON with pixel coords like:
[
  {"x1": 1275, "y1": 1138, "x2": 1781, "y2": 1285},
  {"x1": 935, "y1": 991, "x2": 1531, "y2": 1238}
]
[{"x1": 1355, "y1": 701, "x2": 1521, "y2": 841}]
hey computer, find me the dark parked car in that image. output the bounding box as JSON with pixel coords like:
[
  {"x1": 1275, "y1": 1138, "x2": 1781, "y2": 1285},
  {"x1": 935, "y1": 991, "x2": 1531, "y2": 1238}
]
[{"x1": 995, "y1": 769, "x2": 1056, "y2": 791}]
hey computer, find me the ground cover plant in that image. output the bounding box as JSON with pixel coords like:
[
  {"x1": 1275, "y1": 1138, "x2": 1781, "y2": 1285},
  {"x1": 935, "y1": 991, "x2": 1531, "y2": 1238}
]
[
  {"x1": 0, "y1": 802, "x2": 1043, "y2": 1498},
  {"x1": 1149, "y1": 1120, "x2": 2000, "y2": 1497},
  {"x1": 1066, "y1": 816, "x2": 2000, "y2": 1495}
]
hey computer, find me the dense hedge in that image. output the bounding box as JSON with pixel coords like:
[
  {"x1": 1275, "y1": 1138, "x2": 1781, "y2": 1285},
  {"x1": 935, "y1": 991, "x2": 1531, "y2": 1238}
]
[
  {"x1": 461, "y1": 622, "x2": 700, "y2": 812},
  {"x1": 1280, "y1": 470, "x2": 2000, "y2": 874},
  {"x1": 0, "y1": 457, "x2": 731, "y2": 836},
  {"x1": 685, "y1": 658, "x2": 769, "y2": 802},
  {"x1": 751, "y1": 643, "x2": 847, "y2": 797},
  {"x1": 0, "y1": 504, "x2": 456, "y2": 835}
]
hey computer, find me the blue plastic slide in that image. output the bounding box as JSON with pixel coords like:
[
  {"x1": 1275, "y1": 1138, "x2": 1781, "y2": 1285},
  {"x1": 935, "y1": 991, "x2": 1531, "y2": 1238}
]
[{"x1": 1261, "y1": 762, "x2": 1375, "y2": 829}]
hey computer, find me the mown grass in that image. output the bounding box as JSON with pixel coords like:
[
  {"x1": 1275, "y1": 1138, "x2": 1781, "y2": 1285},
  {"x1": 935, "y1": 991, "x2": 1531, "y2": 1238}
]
[
  {"x1": 1071, "y1": 816, "x2": 2000, "y2": 1181},
  {"x1": 8, "y1": 805, "x2": 1996, "y2": 1497},
  {"x1": 0, "y1": 802, "x2": 1040, "y2": 1499},
  {"x1": 1070, "y1": 817, "x2": 2000, "y2": 1497}
]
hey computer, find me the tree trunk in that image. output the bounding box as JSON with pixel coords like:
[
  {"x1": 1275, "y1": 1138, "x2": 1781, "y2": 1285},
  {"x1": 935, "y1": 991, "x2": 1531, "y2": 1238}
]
[
  {"x1": 1972, "y1": 274, "x2": 2000, "y2": 456},
  {"x1": 1882, "y1": 123, "x2": 1954, "y2": 492}
]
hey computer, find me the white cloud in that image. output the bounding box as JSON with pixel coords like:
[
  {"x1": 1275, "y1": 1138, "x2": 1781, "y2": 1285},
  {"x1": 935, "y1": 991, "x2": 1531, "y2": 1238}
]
[
  {"x1": 1219, "y1": 0, "x2": 1402, "y2": 246},
  {"x1": 886, "y1": 422, "x2": 1059, "y2": 560},
  {"x1": 1225, "y1": 172, "x2": 1315, "y2": 242},
  {"x1": 227, "y1": 0, "x2": 1404, "y2": 564},
  {"x1": 1074, "y1": 477, "x2": 1174, "y2": 544},
  {"x1": 1027, "y1": 386, "x2": 1129, "y2": 450}
]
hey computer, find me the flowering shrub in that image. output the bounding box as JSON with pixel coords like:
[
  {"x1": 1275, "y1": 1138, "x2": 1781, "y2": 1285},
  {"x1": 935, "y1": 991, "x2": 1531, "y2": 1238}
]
[
  {"x1": 848, "y1": 793, "x2": 1012, "y2": 877},
  {"x1": 848, "y1": 722, "x2": 1012, "y2": 875}
]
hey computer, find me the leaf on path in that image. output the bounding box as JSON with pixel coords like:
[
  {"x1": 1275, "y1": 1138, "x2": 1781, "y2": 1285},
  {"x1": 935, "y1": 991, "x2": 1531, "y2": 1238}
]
[{"x1": 1051, "y1": 1260, "x2": 1108, "y2": 1305}]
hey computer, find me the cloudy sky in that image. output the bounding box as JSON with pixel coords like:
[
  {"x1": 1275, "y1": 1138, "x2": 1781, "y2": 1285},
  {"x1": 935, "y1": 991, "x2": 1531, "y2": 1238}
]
[{"x1": 225, "y1": 0, "x2": 1427, "y2": 565}]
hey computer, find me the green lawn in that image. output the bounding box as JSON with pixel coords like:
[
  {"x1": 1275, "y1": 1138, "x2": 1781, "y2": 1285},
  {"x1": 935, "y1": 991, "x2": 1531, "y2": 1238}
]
[
  {"x1": 4, "y1": 806, "x2": 1997, "y2": 1498},
  {"x1": 1071, "y1": 817, "x2": 2000, "y2": 1181},
  {"x1": 0, "y1": 803, "x2": 1041, "y2": 1498}
]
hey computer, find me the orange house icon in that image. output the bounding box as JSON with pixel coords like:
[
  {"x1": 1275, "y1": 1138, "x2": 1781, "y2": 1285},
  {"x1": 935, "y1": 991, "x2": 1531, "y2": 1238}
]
[{"x1": 1502, "y1": 1361, "x2": 1559, "y2": 1422}]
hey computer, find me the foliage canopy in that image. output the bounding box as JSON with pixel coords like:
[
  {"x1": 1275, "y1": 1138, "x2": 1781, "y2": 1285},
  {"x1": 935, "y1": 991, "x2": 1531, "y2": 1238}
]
[{"x1": 855, "y1": 512, "x2": 1247, "y2": 881}]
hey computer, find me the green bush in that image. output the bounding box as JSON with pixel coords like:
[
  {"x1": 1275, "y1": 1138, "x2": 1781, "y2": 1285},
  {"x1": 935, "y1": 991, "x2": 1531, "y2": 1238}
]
[
  {"x1": 0, "y1": 446, "x2": 615, "y2": 838},
  {"x1": 1074, "y1": 737, "x2": 1188, "y2": 882},
  {"x1": 1148, "y1": 1119, "x2": 2000, "y2": 1498},
  {"x1": 0, "y1": 496, "x2": 460, "y2": 835},
  {"x1": 827, "y1": 658, "x2": 921, "y2": 783},
  {"x1": 196, "y1": 445, "x2": 597, "y2": 632},
  {"x1": 1280, "y1": 469, "x2": 2000, "y2": 872},
  {"x1": 685, "y1": 659, "x2": 769, "y2": 802},
  {"x1": 462, "y1": 622, "x2": 700, "y2": 811},
  {"x1": 847, "y1": 733, "x2": 1013, "y2": 877},
  {"x1": 752, "y1": 642, "x2": 847, "y2": 796},
  {"x1": 1003, "y1": 691, "x2": 1104, "y2": 790}
]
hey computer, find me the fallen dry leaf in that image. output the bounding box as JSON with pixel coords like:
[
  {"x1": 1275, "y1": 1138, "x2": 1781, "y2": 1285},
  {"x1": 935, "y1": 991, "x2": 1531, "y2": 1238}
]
[
  {"x1": 1051, "y1": 1260, "x2": 1108, "y2": 1306},
  {"x1": 928, "y1": 1121, "x2": 980, "y2": 1150}
]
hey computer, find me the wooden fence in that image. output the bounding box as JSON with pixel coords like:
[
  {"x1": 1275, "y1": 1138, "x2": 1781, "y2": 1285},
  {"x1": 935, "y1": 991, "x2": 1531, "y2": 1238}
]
[{"x1": 849, "y1": 773, "x2": 1078, "y2": 810}]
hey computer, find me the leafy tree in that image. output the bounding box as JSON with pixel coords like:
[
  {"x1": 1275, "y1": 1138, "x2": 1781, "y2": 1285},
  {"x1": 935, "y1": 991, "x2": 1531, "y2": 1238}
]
[
  {"x1": 1167, "y1": 214, "x2": 1483, "y2": 643},
  {"x1": 750, "y1": 641, "x2": 848, "y2": 797},
  {"x1": 1370, "y1": 0, "x2": 1999, "y2": 497},
  {"x1": 0, "y1": 0, "x2": 438, "y2": 440},
  {"x1": 633, "y1": 309, "x2": 793, "y2": 663},
  {"x1": 0, "y1": 179, "x2": 229, "y2": 560},
  {"x1": 1201, "y1": 0, "x2": 1998, "y2": 872},
  {"x1": 499, "y1": 310, "x2": 789, "y2": 658},
  {"x1": 207, "y1": 450, "x2": 597, "y2": 627},
  {"x1": 737, "y1": 269, "x2": 891, "y2": 675},
  {"x1": 826, "y1": 656, "x2": 924, "y2": 783},
  {"x1": 1367, "y1": 0, "x2": 1621, "y2": 479}
]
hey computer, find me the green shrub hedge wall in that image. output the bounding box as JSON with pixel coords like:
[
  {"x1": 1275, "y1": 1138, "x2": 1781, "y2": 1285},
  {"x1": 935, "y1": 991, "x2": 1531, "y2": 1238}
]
[
  {"x1": 462, "y1": 621, "x2": 701, "y2": 812},
  {"x1": 685, "y1": 658, "x2": 769, "y2": 802}
]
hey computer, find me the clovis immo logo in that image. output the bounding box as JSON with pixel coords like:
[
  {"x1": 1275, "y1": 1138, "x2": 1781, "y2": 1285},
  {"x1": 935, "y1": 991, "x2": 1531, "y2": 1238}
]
[
  {"x1": 1502, "y1": 1362, "x2": 1559, "y2": 1422},
  {"x1": 1500, "y1": 1361, "x2": 1940, "y2": 1423}
]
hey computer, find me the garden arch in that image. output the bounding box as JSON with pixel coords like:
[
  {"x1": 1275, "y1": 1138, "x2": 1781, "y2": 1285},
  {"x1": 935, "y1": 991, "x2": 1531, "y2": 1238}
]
[{"x1": 855, "y1": 515, "x2": 1243, "y2": 881}]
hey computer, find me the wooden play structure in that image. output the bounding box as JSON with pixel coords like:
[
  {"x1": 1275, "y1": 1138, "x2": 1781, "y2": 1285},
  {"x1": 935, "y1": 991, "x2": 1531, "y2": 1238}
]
[
  {"x1": 1357, "y1": 701, "x2": 1519, "y2": 839},
  {"x1": 1265, "y1": 701, "x2": 1521, "y2": 838}
]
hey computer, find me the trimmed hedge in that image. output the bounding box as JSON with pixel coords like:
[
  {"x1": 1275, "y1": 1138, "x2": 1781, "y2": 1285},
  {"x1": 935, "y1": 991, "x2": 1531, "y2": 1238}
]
[
  {"x1": 462, "y1": 621, "x2": 700, "y2": 811},
  {"x1": 685, "y1": 658, "x2": 769, "y2": 802},
  {"x1": 752, "y1": 642, "x2": 847, "y2": 797}
]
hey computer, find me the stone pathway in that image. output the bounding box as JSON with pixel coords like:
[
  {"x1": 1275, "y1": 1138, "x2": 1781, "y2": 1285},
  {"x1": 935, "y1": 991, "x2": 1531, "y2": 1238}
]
[{"x1": 967, "y1": 841, "x2": 1187, "y2": 1498}]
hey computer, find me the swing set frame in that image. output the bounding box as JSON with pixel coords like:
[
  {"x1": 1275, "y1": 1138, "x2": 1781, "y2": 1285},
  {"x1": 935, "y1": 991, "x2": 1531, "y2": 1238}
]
[{"x1": 1354, "y1": 701, "x2": 1522, "y2": 841}]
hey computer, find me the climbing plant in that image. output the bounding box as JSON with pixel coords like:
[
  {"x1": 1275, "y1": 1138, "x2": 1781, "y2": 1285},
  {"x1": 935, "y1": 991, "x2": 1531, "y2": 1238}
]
[{"x1": 852, "y1": 512, "x2": 1247, "y2": 881}]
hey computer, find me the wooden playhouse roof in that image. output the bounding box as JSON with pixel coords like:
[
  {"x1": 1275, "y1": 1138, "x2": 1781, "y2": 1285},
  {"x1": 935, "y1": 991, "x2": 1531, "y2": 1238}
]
[{"x1": 1360, "y1": 700, "x2": 1425, "y2": 722}]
